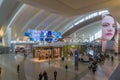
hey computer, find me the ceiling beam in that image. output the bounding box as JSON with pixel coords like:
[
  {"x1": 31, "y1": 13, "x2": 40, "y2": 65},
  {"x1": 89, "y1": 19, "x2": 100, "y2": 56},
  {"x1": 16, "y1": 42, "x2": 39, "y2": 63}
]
[{"x1": 62, "y1": 16, "x2": 101, "y2": 37}]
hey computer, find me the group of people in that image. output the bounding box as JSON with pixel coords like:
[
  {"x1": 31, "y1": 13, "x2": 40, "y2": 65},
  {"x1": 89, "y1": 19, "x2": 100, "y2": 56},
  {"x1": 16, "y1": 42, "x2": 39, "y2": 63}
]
[
  {"x1": 38, "y1": 70, "x2": 57, "y2": 80},
  {"x1": 88, "y1": 60, "x2": 98, "y2": 73},
  {"x1": 88, "y1": 53, "x2": 114, "y2": 74},
  {"x1": 38, "y1": 71, "x2": 48, "y2": 80}
]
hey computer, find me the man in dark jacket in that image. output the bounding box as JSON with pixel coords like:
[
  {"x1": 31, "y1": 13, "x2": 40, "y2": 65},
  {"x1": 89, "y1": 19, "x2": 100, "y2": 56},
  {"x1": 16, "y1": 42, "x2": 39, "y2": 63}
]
[
  {"x1": 39, "y1": 72, "x2": 43, "y2": 80},
  {"x1": 54, "y1": 70, "x2": 57, "y2": 80},
  {"x1": 43, "y1": 71, "x2": 48, "y2": 80},
  {"x1": 17, "y1": 65, "x2": 20, "y2": 73}
]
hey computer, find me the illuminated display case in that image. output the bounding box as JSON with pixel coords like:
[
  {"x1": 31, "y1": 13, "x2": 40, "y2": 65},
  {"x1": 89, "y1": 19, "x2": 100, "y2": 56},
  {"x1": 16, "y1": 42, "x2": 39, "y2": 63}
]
[{"x1": 33, "y1": 46, "x2": 62, "y2": 60}]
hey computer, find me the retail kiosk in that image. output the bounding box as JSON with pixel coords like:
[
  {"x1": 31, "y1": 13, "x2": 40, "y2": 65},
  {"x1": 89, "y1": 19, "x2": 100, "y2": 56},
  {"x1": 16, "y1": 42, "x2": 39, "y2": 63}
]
[{"x1": 33, "y1": 46, "x2": 62, "y2": 60}]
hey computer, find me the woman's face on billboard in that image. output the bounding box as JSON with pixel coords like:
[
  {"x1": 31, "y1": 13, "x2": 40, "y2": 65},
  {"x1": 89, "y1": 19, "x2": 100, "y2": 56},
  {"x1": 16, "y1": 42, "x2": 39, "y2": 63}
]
[{"x1": 102, "y1": 15, "x2": 116, "y2": 40}]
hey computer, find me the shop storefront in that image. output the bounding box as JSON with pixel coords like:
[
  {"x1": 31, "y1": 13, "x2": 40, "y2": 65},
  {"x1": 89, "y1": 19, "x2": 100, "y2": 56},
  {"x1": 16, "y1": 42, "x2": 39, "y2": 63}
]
[
  {"x1": 33, "y1": 46, "x2": 62, "y2": 60},
  {"x1": 63, "y1": 45, "x2": 81, "y2": 57}
]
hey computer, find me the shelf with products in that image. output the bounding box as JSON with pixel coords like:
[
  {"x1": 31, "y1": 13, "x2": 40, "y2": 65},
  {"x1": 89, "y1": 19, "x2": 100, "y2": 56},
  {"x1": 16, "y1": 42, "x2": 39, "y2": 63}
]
[{"x1": 33, "y1": 46, "x2": 62, "y2": 60}]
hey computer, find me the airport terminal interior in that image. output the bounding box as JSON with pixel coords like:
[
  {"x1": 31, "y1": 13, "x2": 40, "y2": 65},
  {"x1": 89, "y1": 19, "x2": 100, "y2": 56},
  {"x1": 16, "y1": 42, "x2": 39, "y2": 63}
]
[{"x1": 0, "y1": 0, "x2": 120, "y2": 80}]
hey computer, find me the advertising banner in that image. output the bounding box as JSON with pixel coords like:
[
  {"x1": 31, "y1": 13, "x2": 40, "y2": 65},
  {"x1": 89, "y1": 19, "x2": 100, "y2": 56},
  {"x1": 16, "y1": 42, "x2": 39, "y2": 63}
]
[
  {"x1": 24, "y1": 29, "x2": 62, "y2": 42},
  {"x1": 101, "y1": 14, "x2": 119, "y2": 53}
]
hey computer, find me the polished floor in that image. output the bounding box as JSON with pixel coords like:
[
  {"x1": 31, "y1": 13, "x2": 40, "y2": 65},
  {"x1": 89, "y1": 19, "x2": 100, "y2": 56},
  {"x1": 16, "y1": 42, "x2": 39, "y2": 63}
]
[{"x1": 0, "y1": 53, "x2": 119, "y2": 80}]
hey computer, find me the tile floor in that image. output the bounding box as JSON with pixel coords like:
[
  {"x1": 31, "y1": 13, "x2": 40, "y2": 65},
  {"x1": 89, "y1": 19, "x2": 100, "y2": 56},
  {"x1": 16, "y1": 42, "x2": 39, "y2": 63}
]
[{"x1": 0, "y1": 53, "x2": 119, "y2": 80}]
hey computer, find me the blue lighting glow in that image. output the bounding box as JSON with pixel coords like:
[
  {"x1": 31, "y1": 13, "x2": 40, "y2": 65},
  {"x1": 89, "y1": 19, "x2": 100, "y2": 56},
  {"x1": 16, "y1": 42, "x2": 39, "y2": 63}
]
[{"x1": 29, "y1": 38, "x2": 35, "y2": 41}]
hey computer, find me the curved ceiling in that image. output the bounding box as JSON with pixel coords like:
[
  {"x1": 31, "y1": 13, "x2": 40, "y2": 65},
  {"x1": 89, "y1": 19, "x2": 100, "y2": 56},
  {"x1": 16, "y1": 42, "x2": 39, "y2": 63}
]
[
  {"x1": 9, "y1": 4, "x2": 78, "y2": 41},
  {"x1": 17, "y1": 0, "x2": 120, "y2": 17},
  {"x1": 0, "y1": 0, "x2": 120, "y2": 42}
]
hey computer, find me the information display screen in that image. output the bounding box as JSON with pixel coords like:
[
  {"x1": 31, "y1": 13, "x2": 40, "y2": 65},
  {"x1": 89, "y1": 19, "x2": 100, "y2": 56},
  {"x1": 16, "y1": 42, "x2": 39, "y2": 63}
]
[
  {"x1": 24, "y1": 29, "x2": 62, "y2": 42},
  {"x1": 101, "y1": 14, "x2": 119, "y2": 53}
]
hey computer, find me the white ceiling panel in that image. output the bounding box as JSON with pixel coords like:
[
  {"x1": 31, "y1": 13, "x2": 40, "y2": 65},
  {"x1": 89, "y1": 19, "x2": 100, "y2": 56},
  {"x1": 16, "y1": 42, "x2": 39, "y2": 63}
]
[{"x1": 0, "y1": 0, "x2": 120, "y2": 42}]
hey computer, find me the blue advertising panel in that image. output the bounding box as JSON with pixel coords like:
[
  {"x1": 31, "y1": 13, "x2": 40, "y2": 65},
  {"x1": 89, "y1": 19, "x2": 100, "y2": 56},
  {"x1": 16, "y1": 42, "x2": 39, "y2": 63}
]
[
  {"x1": 46, "y1": 31, "x2": 52, "y2": 37},
  {"x1": 24, "y1": 29, "x2": 62, "y2": 42},
  {"x1": 29, "y1": 38, "x2": 35, "y2": 41},
  {"x1": 24, "y1": 32, "x2": 30, "y2": 37},
  {"x1": 57, "y1": 32, "x2": 62, "y2": 38},
  {"x1": 45, "y1": 38, "x2": 53, "y2": 43},
  {"x1": 39, "y1": 38, "x2": 44, "y2": 41},
  {"x1": 40, "y1": 31, "x2": 44, "y2": 38}
]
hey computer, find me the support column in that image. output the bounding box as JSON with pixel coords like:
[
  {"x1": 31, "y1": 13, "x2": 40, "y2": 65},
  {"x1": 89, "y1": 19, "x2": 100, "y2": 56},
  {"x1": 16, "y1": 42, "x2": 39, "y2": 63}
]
[
  {"x1": 74, "y1": 32, "x2": 77, "y2": 42},
  {"x1": 2, "y1": 27, "x2": 11, "y2": 47}
]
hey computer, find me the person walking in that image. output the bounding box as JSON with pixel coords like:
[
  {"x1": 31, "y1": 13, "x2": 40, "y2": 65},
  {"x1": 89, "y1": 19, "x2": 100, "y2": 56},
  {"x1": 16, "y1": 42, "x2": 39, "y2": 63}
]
[
  {"x1": 38, "y1": 72, "x2": 43, "y2": 80},
  {"x1": 0, "y1": 67, "x2": 1, "y2": 75},
  {"x1": 92, "y1": 64, "x2": 96, "y2": 74},
  {"x1": 43, "y1": 71, "x2": 48, "y2": 80},
  {"x1": 17, "y1": 64, "x2": 20, "y2": 73},
  {"x1": 45, "y1": 74, "x2": 48, "y2": 80},
  {"x1": 65, "y1": 64, "x2": 68, "y2": 72},
  {"x1": 54, "y1": 70, "x2": 57, "y2": 80},
  {"x1": 111, "y1": 56, "x2": 114, "y2": 62}
]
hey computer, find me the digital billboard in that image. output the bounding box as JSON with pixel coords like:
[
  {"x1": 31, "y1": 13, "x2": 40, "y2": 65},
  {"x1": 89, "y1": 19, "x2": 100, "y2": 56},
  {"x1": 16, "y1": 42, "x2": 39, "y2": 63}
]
[
  {"x1": 101, "y1": 14, "x2": 119, "y2": 53},
  {"x1": 24, "y1": 29, "x2": 62, "y2": 42}
]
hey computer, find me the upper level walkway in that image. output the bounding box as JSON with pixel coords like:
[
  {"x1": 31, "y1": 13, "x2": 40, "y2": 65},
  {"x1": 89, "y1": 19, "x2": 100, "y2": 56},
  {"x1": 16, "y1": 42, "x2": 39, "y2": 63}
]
[{"x1": 0, "y1": 53, "x2": 119, "y2": 80}]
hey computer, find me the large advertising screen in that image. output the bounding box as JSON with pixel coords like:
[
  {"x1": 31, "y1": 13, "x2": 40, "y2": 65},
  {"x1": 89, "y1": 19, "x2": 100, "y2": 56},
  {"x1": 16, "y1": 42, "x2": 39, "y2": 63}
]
[
  {"x1": 24, "y1": 29, "x2": 62, "y2": 42},
  {"x1": 101, "y1": 14, "x2": 119, "y2": 53}
]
